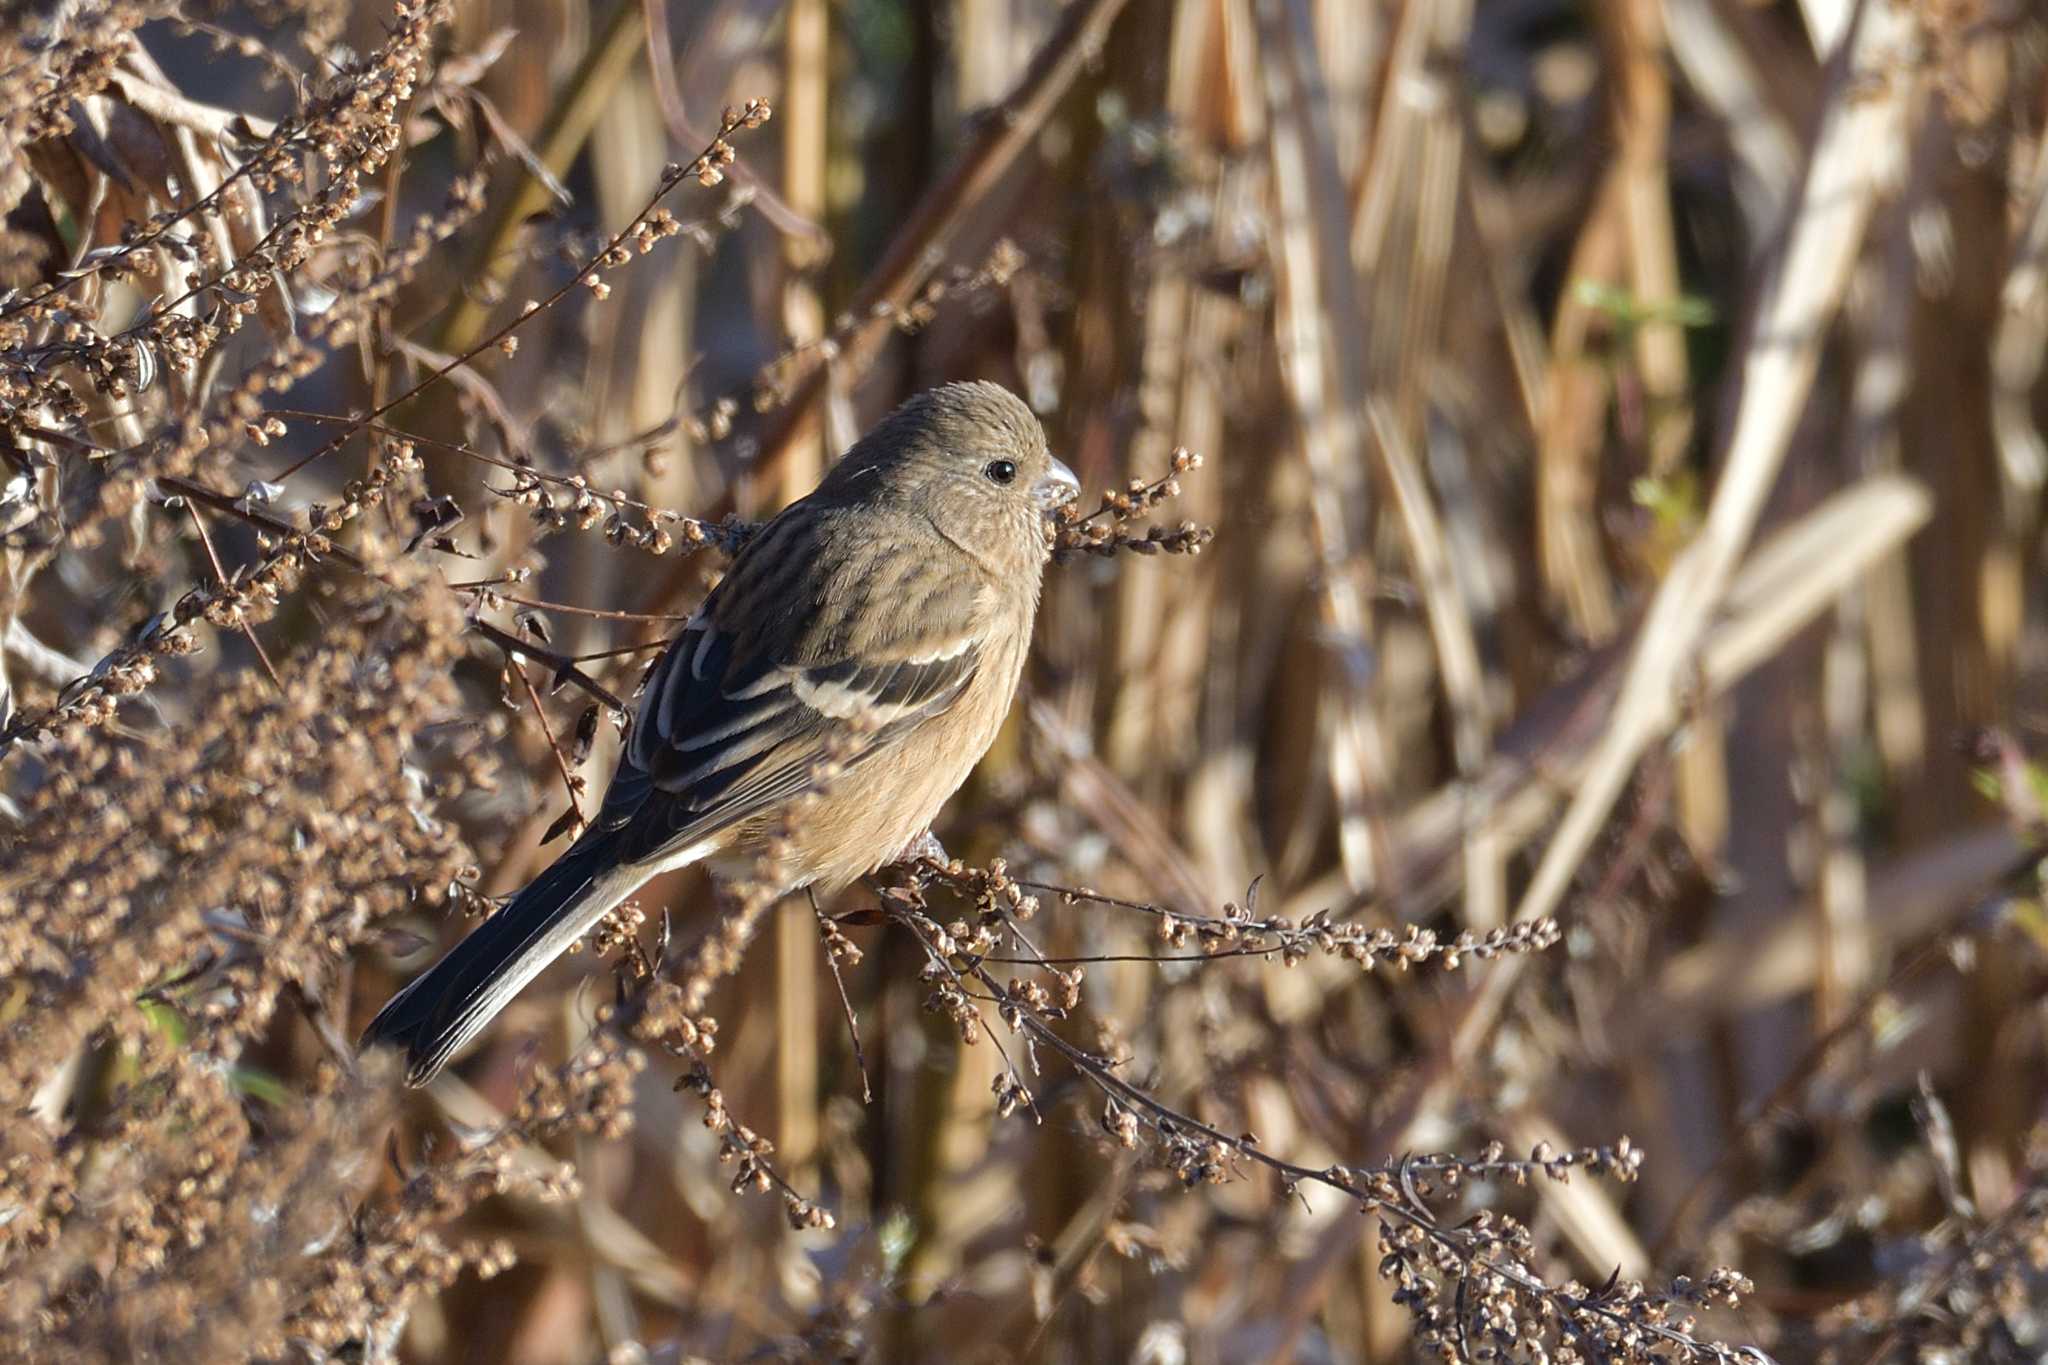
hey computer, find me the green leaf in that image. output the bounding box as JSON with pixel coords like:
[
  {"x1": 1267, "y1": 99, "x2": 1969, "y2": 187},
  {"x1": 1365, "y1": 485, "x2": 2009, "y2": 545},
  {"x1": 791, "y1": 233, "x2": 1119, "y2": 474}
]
[
  {"x1": 137, "y1": 997, "x2": 189, "y2": 1046},
  {"x1": 1574, "y1": 280, "x2": 1717, "y2": 330},
  {"x1": 227, "y1": 1066, "x2": 291, "y2": 1107},
  {"x1": 1630, "y1": 472, "x2": 1700, "y2": 530}
]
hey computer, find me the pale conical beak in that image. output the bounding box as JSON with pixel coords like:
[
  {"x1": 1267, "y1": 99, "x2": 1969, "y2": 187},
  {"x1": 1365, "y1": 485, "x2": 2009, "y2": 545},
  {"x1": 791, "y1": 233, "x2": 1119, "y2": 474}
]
[{"x1": 1033, "y1": 455, "x2": 1081, "y2": 512}]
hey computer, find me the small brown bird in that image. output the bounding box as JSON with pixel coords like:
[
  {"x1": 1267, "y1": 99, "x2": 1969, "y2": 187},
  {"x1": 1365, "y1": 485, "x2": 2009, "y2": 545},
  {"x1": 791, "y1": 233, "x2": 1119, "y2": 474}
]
[{"x1": 363, "y1": 381, "x2": 1078, "y2": 1084}]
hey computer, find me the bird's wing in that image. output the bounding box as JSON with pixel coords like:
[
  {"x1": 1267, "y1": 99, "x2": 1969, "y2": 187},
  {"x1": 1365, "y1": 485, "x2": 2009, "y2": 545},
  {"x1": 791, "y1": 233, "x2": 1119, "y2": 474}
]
[{"x1": 592, "y1": 503, "x2": 985, "y2": 869}]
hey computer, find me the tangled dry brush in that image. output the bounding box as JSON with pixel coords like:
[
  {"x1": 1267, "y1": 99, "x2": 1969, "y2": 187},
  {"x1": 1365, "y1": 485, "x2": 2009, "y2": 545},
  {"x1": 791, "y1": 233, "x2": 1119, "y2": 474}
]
[{"x1": 2, "y1": 1, "x2": 2048, "y2": 1362}]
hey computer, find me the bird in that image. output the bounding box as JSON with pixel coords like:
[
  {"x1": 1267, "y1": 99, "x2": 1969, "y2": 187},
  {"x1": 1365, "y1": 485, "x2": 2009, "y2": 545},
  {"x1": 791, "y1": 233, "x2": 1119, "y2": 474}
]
[{"x1": 362, "y1": 381, "x2": 1080, "y2": 1085}]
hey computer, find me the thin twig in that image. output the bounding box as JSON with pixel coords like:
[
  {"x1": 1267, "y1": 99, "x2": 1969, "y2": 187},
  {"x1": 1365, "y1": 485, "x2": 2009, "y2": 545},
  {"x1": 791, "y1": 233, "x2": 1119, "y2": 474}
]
[
  {"x1": 469, "y1": 618, "x2": 629, "y2": 714},
  {"x1": 271, "y1": 104, "x2": 768, "y2": 484},
  {"x1": 261, "y1": 409, "x2": 753, "y2": 558},
  {"x1": 637, "y1": 0, "x2": 827, "y2": 248},
  {"x1": 883, "y1": 885, "x2": 1755, "y2": 1363},
  {"x1": 482, "y1": 592, "x2": 690, "y2": 624},
  {"x1": 184, "y1": 501, "x2": 284, "y2": 694},
  {"x1": 811, "y1": 891, "x2": 871, "y2": 1104},
  {"x1": 640, "y1": 0, "x2": 1134, "y2": 610},
  {"x1": 509, "y1": 658, "x2": 585, "y2": 841},
  {"x1": 158, "y1": 475, "x2": 370, "y2": 573}
]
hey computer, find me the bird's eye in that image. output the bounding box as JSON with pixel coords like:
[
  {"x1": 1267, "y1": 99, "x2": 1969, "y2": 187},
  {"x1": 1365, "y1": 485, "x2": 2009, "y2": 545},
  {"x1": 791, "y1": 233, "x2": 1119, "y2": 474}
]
[{"x1": 983, "y1": 459, "x2": 1017, "y2": 485}]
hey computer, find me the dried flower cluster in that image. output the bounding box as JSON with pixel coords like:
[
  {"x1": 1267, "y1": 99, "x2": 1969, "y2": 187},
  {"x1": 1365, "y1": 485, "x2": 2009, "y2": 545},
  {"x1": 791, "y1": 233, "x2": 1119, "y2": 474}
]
[
  {"x1": 1014, "y1": 870, "x2": 1564, "y2": 970},
  {"x1": 1812, "y1": 1127, "x2": 2048, "y2": 1361},
  {"x1": 748, "y1": 238, "x2": 1033, "y2": 413},
  {"x1": 874, "y1": 858, "x2": 1762, "y2": 1361},
  {"x1": 1054, "y1": 445, "x2": 1215, "y2": 560},
  {"x1": 486, "y1": 464, "x2": 744, "y2": 556},
  {"x1": 0, "y1": 11, "x2": 799, "y2": 1357},
  {"x1": 1, "y1": 440, "x2": 420, "y2": 750},
  {"x1": 4, "y1": 1, "x2": 459, "y2": 550},
  {"x1": 1381, "y1": 1215, "x2": 1762, "y2": 1364},
  {"x1": 0, "y1": 573, "x2": 484, "y2": 1356}
]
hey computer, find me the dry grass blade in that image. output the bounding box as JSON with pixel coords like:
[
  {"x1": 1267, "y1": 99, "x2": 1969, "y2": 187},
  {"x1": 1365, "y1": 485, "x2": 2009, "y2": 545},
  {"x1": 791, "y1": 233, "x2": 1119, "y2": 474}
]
[{"x1": 1511, "y1": 0, "x2": 1921, "y2": 934}]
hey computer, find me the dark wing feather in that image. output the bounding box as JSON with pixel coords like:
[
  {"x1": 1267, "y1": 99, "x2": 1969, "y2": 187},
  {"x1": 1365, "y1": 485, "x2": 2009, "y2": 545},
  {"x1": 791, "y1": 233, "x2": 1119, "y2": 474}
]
[{"x1": 593, "y1": 503, "x2": 982, "y2": 869}]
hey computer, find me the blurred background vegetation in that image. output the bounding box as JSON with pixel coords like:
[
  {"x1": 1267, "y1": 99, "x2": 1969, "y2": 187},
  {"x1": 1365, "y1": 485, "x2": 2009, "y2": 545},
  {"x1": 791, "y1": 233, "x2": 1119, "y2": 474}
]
[{"x1": 5, "y1": 0, "x2": 2048, "y2": 1360}]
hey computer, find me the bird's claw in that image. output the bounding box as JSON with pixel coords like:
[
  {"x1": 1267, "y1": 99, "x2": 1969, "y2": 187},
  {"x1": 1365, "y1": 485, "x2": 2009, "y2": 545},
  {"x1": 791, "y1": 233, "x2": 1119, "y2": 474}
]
[{"x1": 895, "y1": 829, "x2": 950, "y2": 867}]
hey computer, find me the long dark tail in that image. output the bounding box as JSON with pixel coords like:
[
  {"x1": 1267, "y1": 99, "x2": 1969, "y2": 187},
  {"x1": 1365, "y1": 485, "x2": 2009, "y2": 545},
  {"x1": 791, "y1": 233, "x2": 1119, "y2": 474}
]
[{"x1": 361, "y1": 836, "x2": 634, "y2": 1086}]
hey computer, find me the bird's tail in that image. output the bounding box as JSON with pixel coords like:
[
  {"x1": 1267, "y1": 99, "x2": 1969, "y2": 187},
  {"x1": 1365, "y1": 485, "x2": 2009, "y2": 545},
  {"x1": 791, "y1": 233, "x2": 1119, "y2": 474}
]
[{"x1": 361, "y1": 835, "x2": 639, "y2": 1086}]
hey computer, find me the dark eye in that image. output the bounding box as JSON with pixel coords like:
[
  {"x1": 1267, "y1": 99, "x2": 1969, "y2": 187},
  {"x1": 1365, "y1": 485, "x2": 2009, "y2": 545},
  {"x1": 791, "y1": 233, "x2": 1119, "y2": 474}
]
[{"x1": 983, "y1": 459, "x2": 1017, "y2": 485}]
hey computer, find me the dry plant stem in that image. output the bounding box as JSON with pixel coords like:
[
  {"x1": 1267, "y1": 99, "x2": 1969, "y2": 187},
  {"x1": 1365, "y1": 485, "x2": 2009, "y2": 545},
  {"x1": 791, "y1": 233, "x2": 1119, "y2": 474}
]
[
  {"x1": 21, "y1": 10, "x2": 450, "y2": 355},
  {"x1": 1607, "y1": 0, "x2": 1695, "y2": 474},
  {"x1": 1256, "y1": 0, "x2": 1392, "y2": 895},
  {"x1": 564, "y1": 640, "x2": 668, "y2": 664},
  {"x1": 1362, "y1": 401, "x2": 1504, "y2": 930},
  {"x1": 1, "y1": 73, "x2": 302, "y2": 321},
  {"x1": 561, "y1": 235, "x2": 1036, "y2": 489},
  {"x1": 1992, "y1": 124, "x2": 2048, "y2": 491},
  {"x1": 643, "y1": 0, "x2": 1132, "y2": 615},
  {"x1": 1357, "y1": 473, "x2": 1935, "y2": 932},
  {"x1": 814, "y1": 898, "x2": 871, "y2": 1104},
  {"x1": 422, "y1": 1071, "x2": 692, "y2": 1305},
  {"x1": 265, "y1": 409, "x2": 747, "y2": 549},
  {"x1": 173, "y1": 471, "x2": 642, "y2": 715},
  {"x1": 1509, "y1": 0, "x2": 1917, "y2": 936},
  {"x1": 1353, "y1": 0, "x2": 1473, "y2": 416},
  {"x1": 509, "y1": 659, "x2": 584, "y2": 840},
  {"x1": 1506, "y1": 1108, "x2": 1652, "y2": 1283},
  {"x1": 454, "y1": 925, "x2": 837, "y2": 1236},
  {"x1": 364, "y1": 76, "x2": 414, "y2": 431},
  {"x1": 467, "y1": 619, "x2": 627, "y2": 714},
  {"x1": 633, "y1": 976, "x2": 841, "y2": 1235},
  {"x1": 432, "y1": 0, "x2": 649, "y2": 355},
  {"x1": 1005, "y1": 875, "x2": 1561, "y2": 971},
  {"x1": 765, "y1": 0, "x2": 1127, "y2": 426},
  {"x1": 1795, "y1": 0, "x2": 1856, "y2": 51},
  {"x1": 152, "y1": 477, "x2": 367, "y2": 574},
  {"x1": 482, "y1": 592, "x2": 687, "y2": 624},
  {"x1": 113, "y1": 34, "x2": 291, "y2": 130},
  {"x1": 1425, "y1": 474, "x2": 1930, "y2": 999},
  {"x1": 668, "y1": 761, "x2": 837, "y2": 1018},
  {"x1": 182, "y1": 500, "x2": 283, "y2": 693},
  {"x1": 273, "y1": 103, "x2": 769, "y2": 485},
  {"x1": 1273, "y1": 472, "x2": 1934, "y2": 1336},
  {"x1": 0, "y1": 451, "x2": 428, "y2": 751},
  {"x1": 6, "y1": 3, "x2": 470, "y2": 567},
  {"x1": 1652, "y1": 930, "x2": 1969, "y2": 1259},
  {"x1": 0, "y1": 587, "x2": 483, "y2": 1351},
  {"x1": 1846, "y1": 1163, "x2": 2048, "y2": 1365},
  {"x1": 1363, "y1": 401, "x2": 1489, "y2": 776},
  {"x1": 1534, "y1": 169, "x2": 1629, "y2": 641},
  {"x1": 1050, "y1": 449, "x2": 1213, "y2": 561},
  {"x1": 1662, "y1": 0, "x2": 1799, "y2": 232},
  {"x1": 1417, "y1": 2, "x2": 1927, "y2": 1248},
  {"x1": 182, "y1": 474, "x2": 643, "y2": 716},
  {"x1": 882, "y1": 881, "x2": 1760, "y2": 1363},
  {"x1": 18, "y1": 451, "x2": 666, "y2": 746},
  {"x1": 773, "y1": 6, "x2": 830, "y2": 1171},
  {"x1": 637, "y1": 0, "x2": 825, "y2": 248}
]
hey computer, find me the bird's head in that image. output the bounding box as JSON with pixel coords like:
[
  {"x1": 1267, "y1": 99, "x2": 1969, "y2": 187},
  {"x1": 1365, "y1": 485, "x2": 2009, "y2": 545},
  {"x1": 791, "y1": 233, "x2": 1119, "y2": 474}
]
[{"x1": 819, "y1": 381, "x2": 1079, "y2": 562}]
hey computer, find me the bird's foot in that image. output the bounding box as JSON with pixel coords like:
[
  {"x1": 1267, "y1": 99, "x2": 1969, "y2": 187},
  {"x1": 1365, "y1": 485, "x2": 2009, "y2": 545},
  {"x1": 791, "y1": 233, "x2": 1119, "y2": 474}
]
[{"x1": 891, "y1": 828, "x2": 950, "y2": 868}]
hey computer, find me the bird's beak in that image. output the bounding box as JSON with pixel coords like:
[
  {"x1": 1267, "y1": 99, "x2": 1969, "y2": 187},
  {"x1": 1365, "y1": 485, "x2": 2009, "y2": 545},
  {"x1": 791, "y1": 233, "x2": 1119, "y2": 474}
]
[{"x1": 1033, "y1": 455, "x2": 1081, "y2": 512}]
